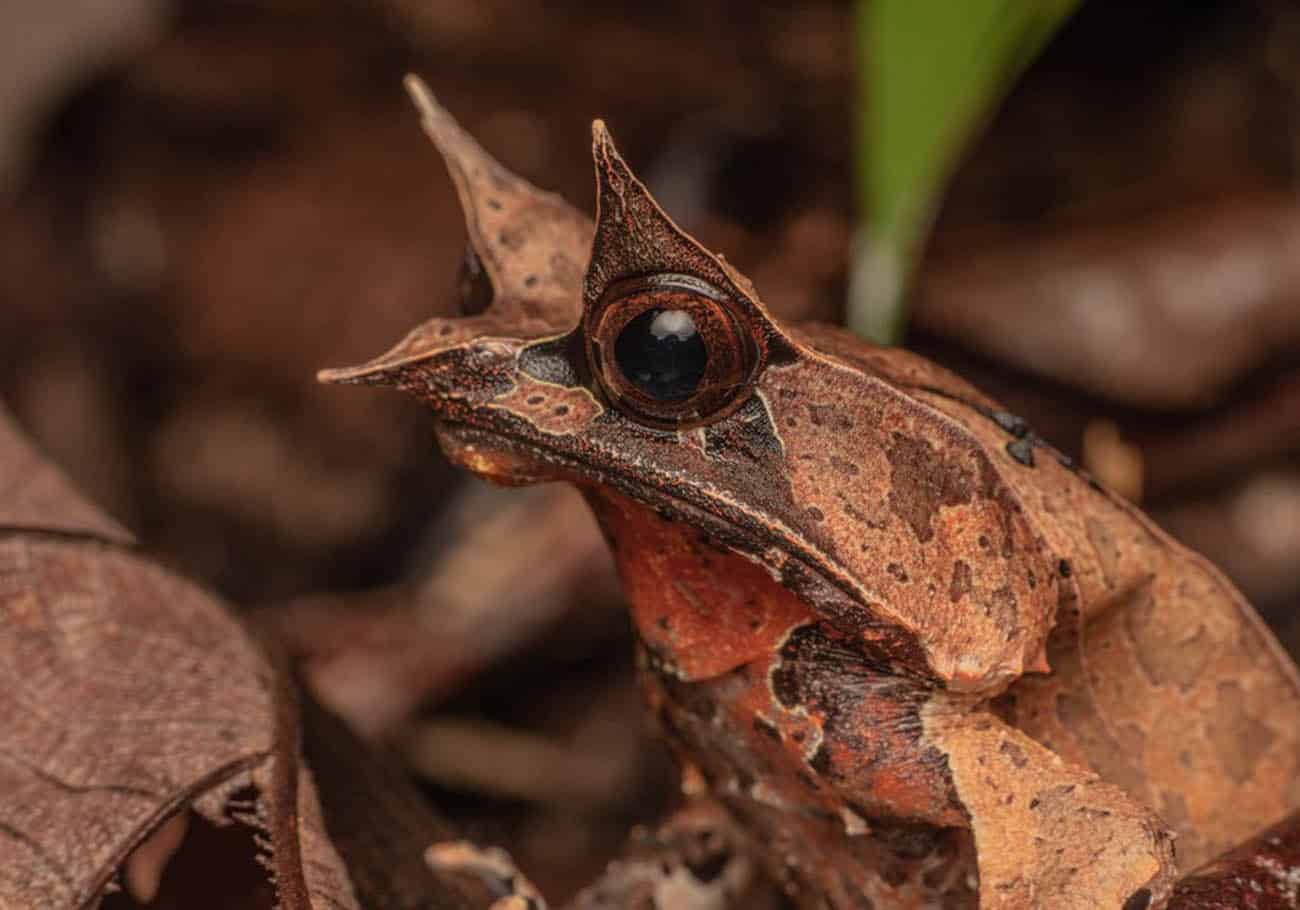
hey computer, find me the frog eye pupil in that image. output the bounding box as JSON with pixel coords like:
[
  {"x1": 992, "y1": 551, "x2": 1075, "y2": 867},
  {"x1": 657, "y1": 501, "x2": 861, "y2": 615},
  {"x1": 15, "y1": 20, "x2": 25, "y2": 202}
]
[{"x1": 614, "y1": 308, "x2": 707, "y2": 401}]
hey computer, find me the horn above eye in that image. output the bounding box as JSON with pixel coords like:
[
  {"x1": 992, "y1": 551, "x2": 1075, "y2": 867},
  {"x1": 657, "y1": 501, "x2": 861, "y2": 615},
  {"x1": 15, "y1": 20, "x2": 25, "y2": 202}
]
[{"x1": 586, "y1": 273, "x2": 759, "y2": 428}]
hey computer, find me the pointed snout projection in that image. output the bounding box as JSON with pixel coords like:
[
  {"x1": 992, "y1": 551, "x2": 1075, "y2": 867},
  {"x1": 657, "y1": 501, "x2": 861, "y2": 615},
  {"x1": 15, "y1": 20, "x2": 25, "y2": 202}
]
[{"x1": 316, "y1": 75, "x2": 596, "y2": 388}]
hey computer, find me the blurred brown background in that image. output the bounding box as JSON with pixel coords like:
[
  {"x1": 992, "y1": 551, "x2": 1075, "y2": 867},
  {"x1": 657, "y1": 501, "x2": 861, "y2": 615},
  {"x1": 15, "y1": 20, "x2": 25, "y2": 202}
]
[{"x1": 4, "y1": 0, "x2": 1300, "y2": 902}]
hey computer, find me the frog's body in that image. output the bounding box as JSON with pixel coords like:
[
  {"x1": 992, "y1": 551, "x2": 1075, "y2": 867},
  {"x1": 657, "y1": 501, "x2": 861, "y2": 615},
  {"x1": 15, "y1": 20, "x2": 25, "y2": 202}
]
[{"x1": 324, "y1": 77, "x2": 1300, "y2": 910}]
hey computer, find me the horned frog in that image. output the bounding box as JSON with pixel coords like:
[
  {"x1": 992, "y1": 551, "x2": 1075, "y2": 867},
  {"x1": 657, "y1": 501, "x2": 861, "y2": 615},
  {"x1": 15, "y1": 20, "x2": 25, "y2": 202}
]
[{"x1": 323, "y1": 77, "x2": 1300, "y2": 910}]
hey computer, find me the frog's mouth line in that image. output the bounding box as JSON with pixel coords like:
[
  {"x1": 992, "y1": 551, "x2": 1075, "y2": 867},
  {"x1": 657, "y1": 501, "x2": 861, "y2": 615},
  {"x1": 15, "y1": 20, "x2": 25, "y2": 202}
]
[
  {"x1": 434, "y1": 418, "x2": 934, "y2": 677},
  {"x1": 435, "y1": 418, "x2": 815, "y2": 568}
]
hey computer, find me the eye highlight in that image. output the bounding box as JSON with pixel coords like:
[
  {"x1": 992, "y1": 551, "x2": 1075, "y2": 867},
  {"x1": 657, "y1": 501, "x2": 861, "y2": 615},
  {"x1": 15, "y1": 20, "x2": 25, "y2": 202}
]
[
  {"x1": 587, "y1": 274, "x2": 758, "y2": 427},
  {"x1": 613, "y1": 308, "x2": 706, "y2": 401}
]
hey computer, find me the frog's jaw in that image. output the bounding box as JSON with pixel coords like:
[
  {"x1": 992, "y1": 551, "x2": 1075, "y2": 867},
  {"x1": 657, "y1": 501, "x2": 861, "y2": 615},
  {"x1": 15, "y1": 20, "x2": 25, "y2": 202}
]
[{"x1": 433, "y1": 422, "x2": 561, "y2": 487}]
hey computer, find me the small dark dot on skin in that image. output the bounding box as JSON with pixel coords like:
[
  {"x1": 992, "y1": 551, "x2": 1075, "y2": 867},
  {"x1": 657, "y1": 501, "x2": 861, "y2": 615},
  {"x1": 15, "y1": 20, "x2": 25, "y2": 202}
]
[
  {"x1": 1122, "y1": 888, "x2": 1151, "y2": 910},
  {"x1": 1006, "y1": 437, "x2": 1036, "y2": 467},
  {"x1": 526, "y1": 395, "x2": 544, "y2": 405},
  {"x1": 992, "y1": 411, "x2": 1029, "y2": 438},
  {"x1": 524, "y1": 274, "x2": 538, "y2": 287},
  {"x1": 786, "y1": 417, "x2": 797, "y2": 428},
  {"x1": 439, "y1": 325, "x2": 454, "y2": 336},
  {"x1": 809, "y1": 743, "x2": 832, "y2": 775},
  {"x1": 686, "y1": 852, "x2": 730, "y2": 885},
  {"x1": 807, "y1": 507, "x2": 825, "y2": 522},
  {"x1": 554, "y1": 405, "x2": 570, "y2": 416},
  {"x1": 1058, "y1": 559, "x2": 1072, "y2": 578},
  {"x1": 978, "y1": 535, "x2": 990, "y2": 549},
  {"x1": 487, "y1": 198, "x2": 502, "y2": 210}
]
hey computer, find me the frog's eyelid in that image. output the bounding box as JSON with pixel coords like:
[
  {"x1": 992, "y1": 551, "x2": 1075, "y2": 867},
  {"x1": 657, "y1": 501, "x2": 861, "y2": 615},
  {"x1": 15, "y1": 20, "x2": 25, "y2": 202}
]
[{"x1": 586, "y1": 120, "x2": 789, "y2": 346}]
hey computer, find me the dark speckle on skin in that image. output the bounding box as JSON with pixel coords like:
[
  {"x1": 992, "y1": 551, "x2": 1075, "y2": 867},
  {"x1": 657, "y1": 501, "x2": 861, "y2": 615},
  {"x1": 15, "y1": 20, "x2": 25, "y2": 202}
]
[
  {"x1": 991, "y1": 411, "x2": 1028, "y2": 438},
  {"x1": 772, "y1": 658, "x2": 802, "y2": 710},
  {"x1": 685, "y1": 851, "x2": 730, "y2": 884},
  {"x1": 810, "y1": 742, "x2": 832, "y2": 776},
  {"x1": 829, "y1": 455, "x2": 860, "y2": 477},
  {"x1": 949, "y1": 560, "x2": 973, "y2": 603},
  {"x1": 526, "y1": 394, "x2": 544, "y2": 405},
  {"x1": 885, "y1": 432, "x2": 986, "y2": 543},
  {"x1": 1122, "y1": 888, "x2": 1151, "y2": 910},
  {"x1": 1058, "y1": 559, "x2": 1072, "y2": 578},
  {"x1": 808, "y1": 404, "x2": 835, "y2": 427},
  {"x1": 998, "y1": 740, "x2": 1028, "y2": 769},
  {"x1": 1006, "y1": 437, "x2": 1036, "y2": 467}
]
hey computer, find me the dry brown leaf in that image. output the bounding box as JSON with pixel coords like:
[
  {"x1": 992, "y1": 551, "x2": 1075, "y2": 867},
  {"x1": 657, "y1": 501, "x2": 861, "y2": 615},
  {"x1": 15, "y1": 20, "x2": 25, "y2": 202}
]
[
  {"x1": 0, "y1": 402, "x2": 360, "y2": 909},
  {"x1": 0, "y1": 404, "x2": 132, "y2": 544}
]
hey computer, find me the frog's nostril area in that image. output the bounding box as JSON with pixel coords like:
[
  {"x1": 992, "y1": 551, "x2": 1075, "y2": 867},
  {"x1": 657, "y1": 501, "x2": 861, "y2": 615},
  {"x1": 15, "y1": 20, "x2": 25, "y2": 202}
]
[{"x1": 457, "y1": 246, "x2": 494, "y2": 316}]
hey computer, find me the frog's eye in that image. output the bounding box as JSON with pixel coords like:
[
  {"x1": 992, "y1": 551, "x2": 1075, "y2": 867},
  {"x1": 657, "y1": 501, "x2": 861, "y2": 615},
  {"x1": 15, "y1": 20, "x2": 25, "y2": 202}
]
[{"x1": 587, "y1": 273, "x2": 757, "y2": 427}]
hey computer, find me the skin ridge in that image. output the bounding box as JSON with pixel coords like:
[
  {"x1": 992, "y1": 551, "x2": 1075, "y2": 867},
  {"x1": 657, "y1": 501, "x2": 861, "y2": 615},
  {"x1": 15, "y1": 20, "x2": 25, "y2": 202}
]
[
  {"x1": 909, "y1": 376, "x2": 1300, "y2": 693},
  {"x1": 793, "y1": 318, "x2": 1300, "y2": 696}
]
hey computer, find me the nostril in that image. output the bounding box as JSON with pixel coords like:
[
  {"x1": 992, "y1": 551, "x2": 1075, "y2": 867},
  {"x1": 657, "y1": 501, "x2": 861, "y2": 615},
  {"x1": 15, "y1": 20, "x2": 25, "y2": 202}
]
[{"x1": 457, "y1": 246, "x2": 494, "y2": 316}]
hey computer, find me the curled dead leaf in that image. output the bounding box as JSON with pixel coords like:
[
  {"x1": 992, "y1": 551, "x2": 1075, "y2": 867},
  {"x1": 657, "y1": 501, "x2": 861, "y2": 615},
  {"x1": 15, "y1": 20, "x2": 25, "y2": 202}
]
[
  {"x1": 0, "y1": 403, "x2": 356, "y2": 909},
  {"x1": 0, "y1": 403, "x2": 484, "y2": 909}
]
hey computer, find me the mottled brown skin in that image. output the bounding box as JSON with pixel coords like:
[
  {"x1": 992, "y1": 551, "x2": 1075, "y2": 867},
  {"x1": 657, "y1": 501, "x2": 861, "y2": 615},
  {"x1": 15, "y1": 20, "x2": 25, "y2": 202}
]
[
  {"x1": 323, "y1": 77, "x2": 1300, "y2": 909},
  {"x1": 1167, "y1": 809, "x2": 1300, "y2": 909}
]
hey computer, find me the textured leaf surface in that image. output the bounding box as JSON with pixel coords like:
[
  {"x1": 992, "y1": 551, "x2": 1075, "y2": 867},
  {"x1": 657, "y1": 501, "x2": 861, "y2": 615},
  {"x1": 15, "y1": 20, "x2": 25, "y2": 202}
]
[{"x1": 0, "y1": 404, "x2": 359, "y2": 910}]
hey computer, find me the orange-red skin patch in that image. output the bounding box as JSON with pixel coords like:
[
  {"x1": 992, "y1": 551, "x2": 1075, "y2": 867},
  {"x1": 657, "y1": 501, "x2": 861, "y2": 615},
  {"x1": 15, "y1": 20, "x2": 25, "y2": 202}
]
[{"x1": 587, "y1": 487, "x2": 814, "y2": 680}]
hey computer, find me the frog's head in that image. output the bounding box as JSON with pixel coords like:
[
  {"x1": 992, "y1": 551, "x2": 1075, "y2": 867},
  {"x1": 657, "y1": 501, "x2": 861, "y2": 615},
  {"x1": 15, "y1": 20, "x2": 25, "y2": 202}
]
[{"x1": 322, "y1": 77, "x2": 1057, "y2": 693}]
